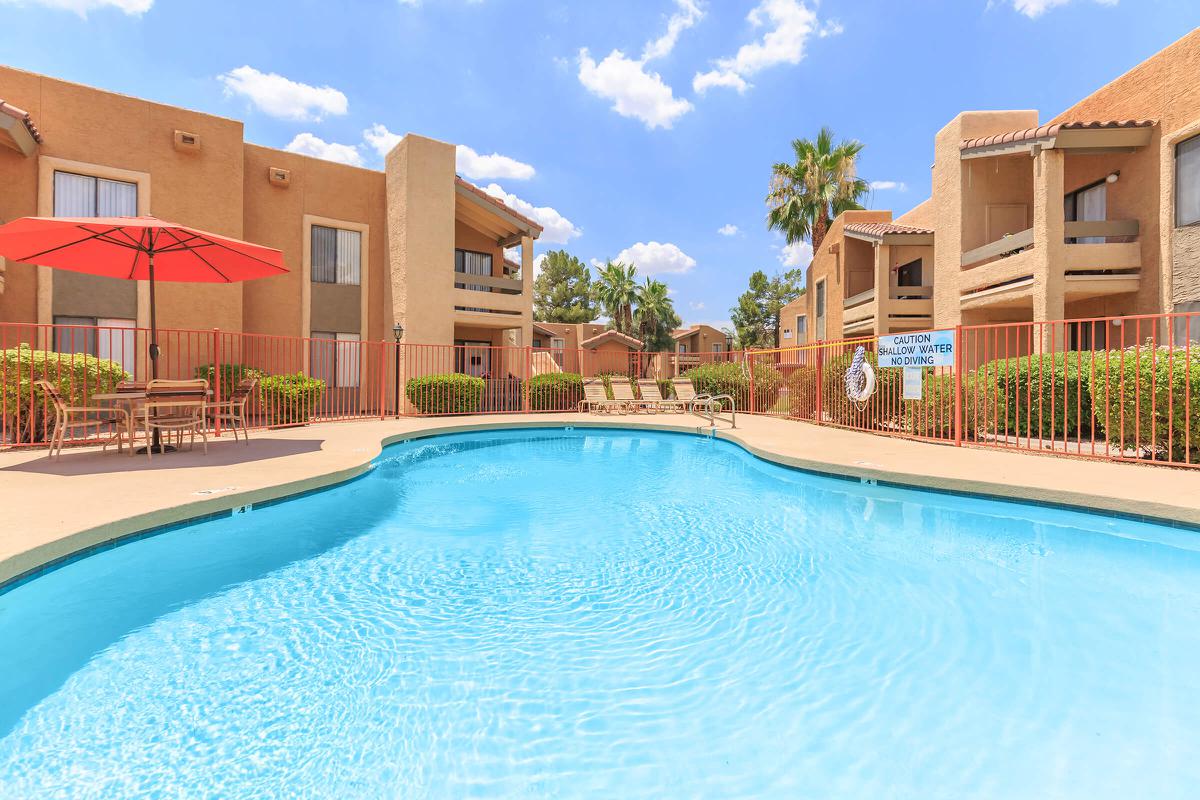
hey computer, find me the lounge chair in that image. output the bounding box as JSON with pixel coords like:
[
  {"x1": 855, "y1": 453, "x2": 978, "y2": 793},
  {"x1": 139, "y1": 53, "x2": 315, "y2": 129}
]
[
  {"x1": 35, "y1": 379, "x2": 131, "y2": 459},
  {"x1": 638, "y1": 378, "x2": 689, "y2": 413},
  {"x1": 141, "y1": 379, "x2": 209, "y2": 460},
  {"x1": 671, "y1": 377, "x2": 716, "y2": 413},
  {"x1": 578, "y1": 379, "x2": 621, "y2": 414},
  {"x1": 609, "y1": 377, "x2": 647, "y2": 413},
  {"x1": 207, "y1": 377, "x2": 257, "y2": 444}
]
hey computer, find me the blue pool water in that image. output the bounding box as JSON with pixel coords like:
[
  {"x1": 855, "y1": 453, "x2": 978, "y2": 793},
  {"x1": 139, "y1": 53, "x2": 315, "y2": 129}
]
[{"x1": 1, "y1": 428, "x2": 1199, "y2": 798}]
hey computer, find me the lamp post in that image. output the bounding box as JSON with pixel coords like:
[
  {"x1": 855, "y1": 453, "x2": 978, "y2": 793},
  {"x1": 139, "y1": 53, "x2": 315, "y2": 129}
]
[
  {"x1": 392, "y1": 322, "x2": 404, "y2": 418},
  {"x1": 725, "y1": 333, "x2": 734, "y2": 361}
]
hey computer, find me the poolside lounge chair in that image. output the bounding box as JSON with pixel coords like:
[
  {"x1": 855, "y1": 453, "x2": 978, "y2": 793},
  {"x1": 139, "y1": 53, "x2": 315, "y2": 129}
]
[
  {"x1": 578, "y1": 379, "x2": 621, "y2": 414},
  {"x1": 609, "y1": 377, "x2": 647, "y2": 413},
  {"x1": 35, "y1": 379, "x2": 132, "y2": 459},
  {"x1": 141, "y1": 379, "x2": 209, "y2": 460},
  {"x1": 207, "y1": 377, "x2": 257, "y2": 444},
  {"x1": 671, "y1": 377, "x2": 716, "y2": 413},
  {"x1": 638, "y1": 378, "x2": 689, "y2": 413}
]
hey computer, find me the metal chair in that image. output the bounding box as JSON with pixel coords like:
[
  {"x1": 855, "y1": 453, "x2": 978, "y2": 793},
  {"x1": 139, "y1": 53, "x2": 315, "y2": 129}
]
[{"x1": 35, "y1": 379, "x2": 131, "y2": 459}]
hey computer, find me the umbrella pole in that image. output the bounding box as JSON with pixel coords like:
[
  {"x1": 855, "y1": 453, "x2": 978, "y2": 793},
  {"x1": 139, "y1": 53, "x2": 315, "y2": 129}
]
[{"x1": 148, "y1": 253, "x2": 163, "y2": 452}]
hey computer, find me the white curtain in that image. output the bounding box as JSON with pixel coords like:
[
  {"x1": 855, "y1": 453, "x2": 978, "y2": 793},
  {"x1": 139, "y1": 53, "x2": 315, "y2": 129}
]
[
  {"x1": 53, "y1": 172, "x2": 136, "y2": 217},
  {"x1": 97, "y1": 318, "x2": 137, "y2": 376},
  {"x1": 336, "y1": 229, "x2": 361, "y2": 285},
  {"x1": 335, "y1": 332, "x2": 361, "y2": 388},
  {"x1": 97, "y1": 178, "x2": 136, "y2": 216},
  {"x1": 1076, "y1": 184, "x2": 1107, "y2": 244}
]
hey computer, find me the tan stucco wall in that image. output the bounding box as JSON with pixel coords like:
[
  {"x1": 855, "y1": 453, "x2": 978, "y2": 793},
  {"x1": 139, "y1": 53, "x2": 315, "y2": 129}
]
[
  {"x1": 675, "y1": 325, "x2": 727, "y2": 354},
  {"x1": 804, "y1": 210, "x2": 891, "y2": 339}
]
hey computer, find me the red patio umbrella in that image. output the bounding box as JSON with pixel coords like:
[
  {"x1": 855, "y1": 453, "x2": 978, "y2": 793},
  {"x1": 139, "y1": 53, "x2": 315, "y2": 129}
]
[{"x1": 0, "y1": 215, "x2": 288, "y2": 379}]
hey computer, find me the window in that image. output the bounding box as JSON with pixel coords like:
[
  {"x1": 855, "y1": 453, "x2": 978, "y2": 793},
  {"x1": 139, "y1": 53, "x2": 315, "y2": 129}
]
[
  {"x1": 1064, "y1": 181, "x2": 1107, "y2": 243},
  {"x1": 454, "y1": 340, "x2": 492, "y2": 377},
  {"x1": 678, "y1": 343, "x2": 688, "y2": 354},
  {"x1": 455, "y1": 249, "x2": 493, "y2": 291},
  {"x1": 1068, "y1": 321, "x2": 1108, "y2": 352},
  {"x1": 551, "y1": 337, "x2": 566, "y2": 366},
  {"x1": 54, "y1": 316, "x2": 136, "y2": 375},
  {"x1": 53, "y1": 171, "x2": 137, "y2": 218},
  {"x1": 896, "y1": 259, "x2": 922, "y2": 287},
  {"x1": 712, "y1": 343, "x2": 723, "y2": 353},
  {"x1": 310, "y1": 331, "x2": 361, "y2": 388},
  {"x1": 815, "y1": 280, "x2": 826, "y2": 340},
  {"x1": 311, "y1": 226, "x2": 362, "y2": 285},
  {"x1": 1178, "y1": 135, "x2": 1200, "y2": 227},
  {"x1": 795, "y1": 314, "x2": 807, "y2": 345}
]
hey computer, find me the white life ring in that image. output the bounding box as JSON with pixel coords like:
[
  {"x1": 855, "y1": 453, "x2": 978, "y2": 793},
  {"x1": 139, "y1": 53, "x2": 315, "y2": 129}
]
[{"x1": 844, "y1": 346, "x2": 876, "y2": 405}]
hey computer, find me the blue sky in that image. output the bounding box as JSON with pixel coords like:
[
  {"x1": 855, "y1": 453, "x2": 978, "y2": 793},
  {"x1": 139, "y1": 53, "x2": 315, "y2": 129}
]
[{"x1": 1, "y1": 0, "x2": 1197, "y2": 330}]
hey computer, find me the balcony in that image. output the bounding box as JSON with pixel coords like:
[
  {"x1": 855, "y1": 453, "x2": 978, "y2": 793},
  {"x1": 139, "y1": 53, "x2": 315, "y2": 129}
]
[
  {"x1": 842, "y1": 286, "x2": 935, "y2": 336},
  {"x1": 453, "y1": 272, "x2": 528, "y2": 328}
]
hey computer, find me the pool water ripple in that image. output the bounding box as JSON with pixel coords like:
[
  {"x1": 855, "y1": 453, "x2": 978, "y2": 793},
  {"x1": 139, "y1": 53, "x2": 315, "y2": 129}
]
[{"x1": 2, "y1": 428, "x2": 1199, "y2": 798}]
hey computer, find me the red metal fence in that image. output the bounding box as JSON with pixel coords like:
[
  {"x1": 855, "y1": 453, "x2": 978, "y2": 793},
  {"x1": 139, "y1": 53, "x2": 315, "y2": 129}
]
[{"x1": 3, "y1": 313, "x2": 1198, "y2": 468}]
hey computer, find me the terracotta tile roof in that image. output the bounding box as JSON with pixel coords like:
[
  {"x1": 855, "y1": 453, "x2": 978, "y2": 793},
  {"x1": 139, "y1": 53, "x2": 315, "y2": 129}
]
[
  {"x1": 844, "y1": 222, "x2": 934, "y2": 238},
  {"x1": 671, "y1": 325, "x2": 699, "y2": 339},
  {"x1": 0, "y1": 99, "x2": 42, "y2": 144},
  {"x1": 581, "y1": 329, "x2": 643, "y2": 349},
  {"x1": 454, "y1": 176, "x2": 544, "y2": 236},
  {"x1": 960, "y1": 119, "x2": 1155, "y2": 152}
]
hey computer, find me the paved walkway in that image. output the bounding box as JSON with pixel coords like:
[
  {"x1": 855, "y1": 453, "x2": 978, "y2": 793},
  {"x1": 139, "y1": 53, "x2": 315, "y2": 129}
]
[{"x1": 3, "y1": 413, "x2": 1199, "y2": 586}]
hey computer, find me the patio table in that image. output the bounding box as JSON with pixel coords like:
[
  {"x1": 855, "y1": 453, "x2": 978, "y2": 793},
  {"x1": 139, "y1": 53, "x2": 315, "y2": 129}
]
[{"x1": 92, "y1": 389, "x2": 213, "y2": 454}]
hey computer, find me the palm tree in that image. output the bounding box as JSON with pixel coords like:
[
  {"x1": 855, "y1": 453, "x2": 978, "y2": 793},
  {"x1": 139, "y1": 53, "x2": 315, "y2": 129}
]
[
  {"x1": 594, "y1": 261, "x2": 638, "y2": 334},
  {"x1": 766, "y1": 126, "x2": 869, "y2": 252},
  {"x1": 635, "y1": 277, "x2": 678, "y2": 351}
]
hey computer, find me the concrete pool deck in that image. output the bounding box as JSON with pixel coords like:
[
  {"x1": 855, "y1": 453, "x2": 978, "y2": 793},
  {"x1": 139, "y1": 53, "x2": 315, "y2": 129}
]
[{"x1": 2, "y1": 413, "x2": 1199, "y2": 587}]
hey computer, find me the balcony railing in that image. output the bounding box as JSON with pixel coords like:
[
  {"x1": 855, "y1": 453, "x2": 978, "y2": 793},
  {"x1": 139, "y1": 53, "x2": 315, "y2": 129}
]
[
  {"x1": 961, "y1": 229, "x2": 1035, "y2": 269},
  {"x1": 453, "y1": 272, "x2": 524, "y2": 295},
  {"x1": 961, "y1": 220, "x2": 1140, "y2": 270}
]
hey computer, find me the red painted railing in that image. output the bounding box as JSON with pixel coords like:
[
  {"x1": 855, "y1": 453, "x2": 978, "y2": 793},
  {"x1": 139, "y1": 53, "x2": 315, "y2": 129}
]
[{"x1": 3, "y1": 313, "x2": 1198, "y2": 468}]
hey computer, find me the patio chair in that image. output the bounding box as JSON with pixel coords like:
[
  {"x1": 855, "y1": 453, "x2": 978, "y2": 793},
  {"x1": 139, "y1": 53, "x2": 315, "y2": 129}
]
[
  {"x1": 35, "y1": 379, "x2": 131, "y2": 459},
  {"x1": 638, "y1": 378, "x2": 688, "y2": 413},
  {"x1": 608, "y1": 377, "x2": 642, "y2": 413},
  {"x1": 671, "y1": 377, "x2": 717, "y2": 414},
  {"x1": 578, "y1": 379, "x2": 621, "y2": 414},
  {"x1": 141, "y1": 379, "x2": 209, "y2": 461},
  {"x1": 207, "y1": 377, "x2": 257, "y2": 444}
]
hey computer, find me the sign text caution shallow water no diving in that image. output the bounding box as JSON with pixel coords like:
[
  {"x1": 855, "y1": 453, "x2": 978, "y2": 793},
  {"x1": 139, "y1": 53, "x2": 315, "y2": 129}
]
[{"x1": 877, "y1": 331, "x2": 955, "y2": 368}]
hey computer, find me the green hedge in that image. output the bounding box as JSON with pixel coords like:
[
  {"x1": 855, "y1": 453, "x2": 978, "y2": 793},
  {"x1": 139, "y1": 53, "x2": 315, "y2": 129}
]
[
  {"x1": 684, "y1": 361, "x2": 783, "y2": 412},
  {"x1": 526, "y1": 372, "x2": 584, "y2": 411},
  {"x1": 970, "y1": 353, "x2": 1092, "y2": 440},
  {"x1": 1088, "y1": 346, "x2": 1200, "y2": 462},
  {"x1": 405, "y1": 373, "x2": 485, "y2": 415},
  {"x1": 260, "y1": 372, "x2": 326, "y2": 424},
  {"x1": 194, "y1": 362, "x2": 266, "y2": 400},
  {"x1": 1, "y1": 344, "x2": 129, "y2": 443},
  {"x1": 783, "y1": 366, "x2": 819, "y2": 418}
]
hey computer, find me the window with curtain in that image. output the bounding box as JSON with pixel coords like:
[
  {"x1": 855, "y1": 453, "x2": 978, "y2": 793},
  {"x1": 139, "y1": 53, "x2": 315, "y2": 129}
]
[
  {"x1": 1178, "y1": 135, "x2": 1200, "y2": 227},
  {"x1": 815, "y1": 281, "x2": 827, "y2": 340},
  {"x1": 310, "y1": 331, "x2": 360, "y2": 388},
  {"x1": 53, "y1": 171, "x2": 137, "y2": 217},
  {"x1": 311, "y1": 225, "x2": 361, "y2": 285},
  {"x1": 52, "y1": 315, "x2": 136, "y2": 374}
]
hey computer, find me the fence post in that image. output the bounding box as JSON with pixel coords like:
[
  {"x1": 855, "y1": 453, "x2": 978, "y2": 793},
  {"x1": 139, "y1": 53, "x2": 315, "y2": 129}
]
[
  {"x1": 209, "y1": 327, "x2": 222, "y2": 438},
  {"x1": 953, "y1": 325, "x2": 963, "y2": 447},
  {"x1": 814, "y1": 346, "x2": 824, "y2": 425},
  {"x1": 748, "y1": 351, "x2": 757, "y2": 414},
  {"x1": 378, "y1": 340, "x2": 387, "y2": 421},
  {"x1": 524, "y1": 346, "x2": 531, "y2": 412}
]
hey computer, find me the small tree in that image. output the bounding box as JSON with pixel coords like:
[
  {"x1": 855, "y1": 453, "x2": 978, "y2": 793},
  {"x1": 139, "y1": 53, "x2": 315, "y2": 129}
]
[
  {"x1": 594, "y1": 261, "x2": 638, "y2": 335},
  {"x1": 730, "y1": 270, "x2": 805, "y2": 349},
  {"x1": 533, "y1": 250, "x2": 597, "y2": 324}
]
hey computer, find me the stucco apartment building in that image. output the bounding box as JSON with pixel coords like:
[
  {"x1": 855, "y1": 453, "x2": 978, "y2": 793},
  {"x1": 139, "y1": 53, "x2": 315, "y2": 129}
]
[
  {"x1": 785, "y1": 28, "x2": 1200, "y2": 349},
  {"x1": 0, "y1": 64, "x2": 542, "y2": 381}
]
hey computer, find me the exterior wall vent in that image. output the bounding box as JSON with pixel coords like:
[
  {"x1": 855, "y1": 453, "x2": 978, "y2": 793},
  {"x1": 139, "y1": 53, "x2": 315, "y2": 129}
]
[
  {"x1": 173, "y1": 130, "x2": 201, "y2": 153},
  {"x1": 269, "y1": 167, "x2": 292, "y2": 188}
]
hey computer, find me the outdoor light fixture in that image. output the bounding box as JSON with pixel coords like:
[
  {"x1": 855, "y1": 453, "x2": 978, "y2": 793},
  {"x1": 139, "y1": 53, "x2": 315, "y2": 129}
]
[
  {"x1": 392, "y1": 322, "x2": 405, "y2": 342},
  {"x1": 1106, "y1": 171, "x2": 1121, "y2": 184}
]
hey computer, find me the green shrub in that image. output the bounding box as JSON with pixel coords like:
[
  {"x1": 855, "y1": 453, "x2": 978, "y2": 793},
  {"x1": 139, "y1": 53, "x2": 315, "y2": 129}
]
[
  {"x1": 260, "y1": 372, "x2": 326, "y2": 424},
  {"x1": 684, "y1": 361, "x2": 783, "y2": 412},
  {"x1": 820, "y1": 349, "x2": 903, "y2": 429},
  {"x1": 1, "y1": 344, "x2": 129, "y2": 443},
  {"x1": 971, "y1": 353, "x2": 1092, "y2": 440},
  {"x1": 1088, "y1": 345, "x2": 1200, "y2": 462},
  {"x1": 194, "y1": 362, "x2": 265, "y2": 399},
  {"x1": 783, "y1": 366, "x2": 819, "y2": 418},
  {"x1": 405, "y1": 373, "x2": 485, "y2": 415},
  {"x1": 525, "y1": 372, "x2": 584, "y2": 411}
]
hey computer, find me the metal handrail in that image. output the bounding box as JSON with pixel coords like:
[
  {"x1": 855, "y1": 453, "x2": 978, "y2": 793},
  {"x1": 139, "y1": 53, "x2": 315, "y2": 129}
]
[{"x1": 697, "y1": 394, "x2": 736, "y2": 429}]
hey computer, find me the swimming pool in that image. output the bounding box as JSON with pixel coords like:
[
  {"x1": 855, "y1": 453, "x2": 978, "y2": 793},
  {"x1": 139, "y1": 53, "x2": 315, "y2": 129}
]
[{"x1": 1, "y1": 427, "x2": 1198, "y2": 798}]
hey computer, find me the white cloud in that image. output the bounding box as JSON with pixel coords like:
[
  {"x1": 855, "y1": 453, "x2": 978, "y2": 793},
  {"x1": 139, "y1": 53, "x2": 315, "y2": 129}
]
[
  {"x1": 613, "y1": 241, "x2": 697, "y2": 275},
  {"x1": 363, "y1": 123, "x2": 403, "y2": 157},
  {"x1": 218, "y1": 66, "x2": 348, "y2": 122},
  {"x1": 578, "y1": 49, "x2": 694, "y2": 130},
  {"x1": 1009, "y1": 0, "x2": 1117, "y2": 17},
  {"x1": 456, "y1": 145, "x2": 535, "y2": 180},
  {"x1": 0, "y1": 0, "x2": 152, "y2": 14},
  {"x1": 284, "y1": 133, "x2": 364, "y2": 167},
  {"x1": 693, "y1": 0, "x2": 836, "y2": 95},
  {"x1": 778, "y1": 240, "x2": 813, "y2": 268},
  {"x1": 533, "y1": 252, "x2": 547, "y2": 278},
  {"x1": 689, "y1": 301, "x2": 706, "y2": 311},
  {"x1": 717, "y1": 223, "x2": 739, "y2": 236},
  {"x1": 642, "y1": 0, "x2": 705, "y2": 61},
  {"x1": 870, "y1": 180, "x2": 907, "y2": 192},
  {"x1": 483, "y1": 183, "x2": 581, "y2": 245},
  {"x1": 577, "y1": 0, "x2": 702, "y2": 130}
]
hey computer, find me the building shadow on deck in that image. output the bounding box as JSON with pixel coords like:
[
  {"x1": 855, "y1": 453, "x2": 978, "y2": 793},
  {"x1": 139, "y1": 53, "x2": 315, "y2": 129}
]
[{"x1": 2, "y1": 436, "x2": 328, "y2": 476}]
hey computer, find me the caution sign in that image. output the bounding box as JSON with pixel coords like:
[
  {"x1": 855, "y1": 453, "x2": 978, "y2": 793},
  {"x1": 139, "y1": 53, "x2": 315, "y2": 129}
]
[{"x1": 877, "y1": 331, "x2": 955, "y2": 368}]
